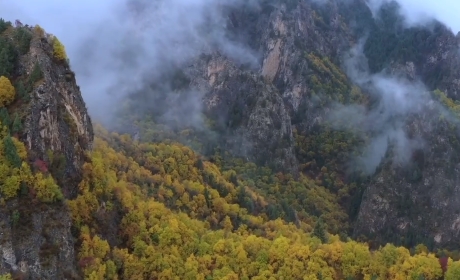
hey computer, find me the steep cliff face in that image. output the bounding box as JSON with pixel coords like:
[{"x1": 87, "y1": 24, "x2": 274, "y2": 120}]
[
  {"x1": 364, "y1": 2, "x2": 460, "y2": 99},
  {"x1": 353, "y1": 74, "x2": 460, "y2": 248},
  {"x1": 0, "y1": 24, "x2": 93, "y2": 279},
  {"x1": 215, "y1": 0, "x2": 460, "y2": 248},
  {"x1": 187, "y1": 53, "x2": 298, "y2": 172},
  {"x1": 180, "y1": 0, "x2": 361, "y2": 172},
  {"x1": 0, "y1": 203, "x2": 78, "y2": 279},
  {"x1": 387, "y1": 29, "x2": 460, "y2": 98},
  {"x1": 348, "y1": 3, "x2": 460, "y2": 248},
  {"x1": 354, "y1": 100, "x2": 460, "y2": 248},
  {"x1": 21, "y1": 29, "x2": 94, "y2": 198}
]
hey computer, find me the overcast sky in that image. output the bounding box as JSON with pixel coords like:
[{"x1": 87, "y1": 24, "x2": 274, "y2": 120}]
[
  {"x1": 0, "y1": 0, "x2": 116, "y2": 49},
  {"x1": 0, "y1": 0, "x2": 261, "y2": 124},
  {"x1": 0, "y1": 0, "x2": 458, "y2": 58}
]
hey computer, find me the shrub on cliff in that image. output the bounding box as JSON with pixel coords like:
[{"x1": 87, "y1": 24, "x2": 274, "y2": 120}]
[
  {"x1": 52, "y1": 36, "x2": 67, "y2": 61},
  {"x1": 33, "y1": 25, "x2": 45, "y2": 37}
]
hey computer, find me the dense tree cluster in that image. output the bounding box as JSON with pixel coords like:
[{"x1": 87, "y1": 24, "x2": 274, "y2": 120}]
[
  {"x1": 94, "y1": 125, "x2": 348, "y2": 234},
  {"x1": 64, "y1": 126, "x2": 460, "y2": 279},
  {"x1": 0, "y1": 119, "x2": 63, "y2": 203}
]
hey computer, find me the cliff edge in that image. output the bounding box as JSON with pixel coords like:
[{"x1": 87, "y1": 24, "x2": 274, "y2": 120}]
[{"x1": 0, "y1": 20, "x2": 93, "y2": 279}]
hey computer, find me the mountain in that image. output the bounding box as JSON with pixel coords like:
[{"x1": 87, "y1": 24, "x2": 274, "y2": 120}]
[
  {"x1": 116, "y1": 0, "x2": 460, "y2": 250},
  {"x1": 3, "y1": 0, "x2": 460, "y2": 279}
]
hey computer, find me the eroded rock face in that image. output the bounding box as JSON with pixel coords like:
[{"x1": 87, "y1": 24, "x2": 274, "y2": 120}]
[
  {"x1": 354, "y1": 103, "x2": 460, "y2": 248},
  {"x1": 0, "y1": 203, "x2": 78, "y2": 279},
  {"x1": 187, "y1": 53, "x2": 298, "y2": 173},
  {"x1": 0, "y1": 28, "x2": 93, "y2": 279},
  {"x1": 352, "y1": 21, "x2": 460, "y2": 247},
  {"x1": 251, "y1": 1, "x2": 460, "y2": 248},
  {"x1": 21, "y1": 32, "x2": 93, "y2": 199},
  {"x1": 385, "y1": 26, "x2": 460, "y2": 100},
  {"x1": 178, "y1": 1, "x2": 358, "y2": 173}
]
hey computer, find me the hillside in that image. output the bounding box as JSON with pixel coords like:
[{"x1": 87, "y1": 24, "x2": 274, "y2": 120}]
[
  {"x1": 2, "y1": 0, "x2": 460, "y2": 279},
  {"x1": 110, "y1": 0, "x2": 460, "y2": 250}
]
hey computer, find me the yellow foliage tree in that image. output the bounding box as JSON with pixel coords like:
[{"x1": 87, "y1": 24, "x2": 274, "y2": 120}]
[
  {"x1": 52, "y1": 36, "x2": 67, "y2": 61},
  {"x1": 67, "y1": 127, "x2": 455, "y2": 279},
  {"x1": 0, "y1": 76, "x2": 15, "y2": 107},
  {"x1": 12, "y1": 137, "x2": 27, "y2": 160},
  {"x1": 33, "y1": 172, "x2": 63, "y2": 203},
  {"x1": 2, "y1": 174, "x2": 20, "y2": 199},
  {"x1": 34, "y1": 25, "x2": 45, "y2": 37},
  {"x1": 446, "y1": 260, "x2": 460, "y2": 280}
]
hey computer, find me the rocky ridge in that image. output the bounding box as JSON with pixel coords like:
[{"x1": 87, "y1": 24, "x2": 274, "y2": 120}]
[{"x1": 0, "y1": 24, "x2": 93, "y2": 279}]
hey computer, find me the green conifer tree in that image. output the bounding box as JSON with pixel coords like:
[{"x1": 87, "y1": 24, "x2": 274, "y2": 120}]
[
  {"x1": 0, "y1": 107, "x2": 10, "y2": 127},
  {"x1": 313, "y1": 217, "x2": 328, "y2": 243},
  {"x1": 3, "y1": 134, "x2": 21, "y2": 168},
  {"x1": 11, "y1": 113, "x2": 22, "y2": 134}
]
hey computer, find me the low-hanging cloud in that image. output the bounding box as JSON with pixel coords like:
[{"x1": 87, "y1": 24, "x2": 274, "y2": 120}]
[
  {"x1": 330, "y1": 0, "x2": 460, "y2": 174},
  {"x1": 367, "y1": 0, "x2": 460, "y2": 34},
  {"x1": 0, "y1": 0, "x2": 261, "y2": 125},
  {"x1": 329, "y1": 41, "x2": 430, "y2": 175}
]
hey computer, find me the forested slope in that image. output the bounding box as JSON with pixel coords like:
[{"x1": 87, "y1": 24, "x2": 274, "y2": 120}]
[
  {"x1": 3, "y1": 0, "x2": 460, "y2": 278},
  {"x1": 67, "y1": 126, "x2": 460, "y2": 279}
]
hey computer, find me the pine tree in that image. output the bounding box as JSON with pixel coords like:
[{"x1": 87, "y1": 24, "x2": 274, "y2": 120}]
[
  {"x1": 3, "y1": 134, "x2": 21, "y2": 168},
  {"x1": 15, "y1": 81, "x2": 28, "y2": 101},
  {"x1": 195, "y1": 158, "x2": 204, "y2": 170},
  {"x1": 27, "y1": 63, "x2": 43, "y2": 92},
  {"x1": 0, "y1": 108, "x2": 10, "y2": 127},
  {"x1": 0, "y1": 38, "x2": 17, "y2": 78},
  {"x1": 204, "y1": 187, "x2": 211, "y2": 208},
  {"x1": 30, "y1": 63, "x2": 43, "y2": 82},
  {"x1": 313, "y1": 217, "x2": 328, "y2": 243},
  {"x1": 229, "y1": 172, "x2": 238, "y2": 186},
  {"x1": 11, "y1": 113, "x2": 22, "y2": 134},
  {"x1": 14, "y1": 27, "x2": 32, "y2": 55},
  {"x1": 0, "y1": 18, "x2": 11, "y2": 33}
]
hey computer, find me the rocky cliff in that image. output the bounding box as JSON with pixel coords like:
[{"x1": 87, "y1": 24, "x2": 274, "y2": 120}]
[
  {"x1": 354, "y1": 97, "x2": 460, "y2": 249},
  {"x1": 351, "y1": 3, "x2": 460, "y2": 248},
  {"x1": 125, "y1": 0, "x2": 460, "y2": 249},
  {"x1": 211, "y1": 0, "x2": 460, "y2": 249},
  {"x1": 22, "y1": 27, "x2": 94, "y2": 199},
  {"x1": 164, "y1": 0, "x2": 362, "y2": 173},
  {"x1": 0, "y1": 22, "x2": 93, "y2": 279}
]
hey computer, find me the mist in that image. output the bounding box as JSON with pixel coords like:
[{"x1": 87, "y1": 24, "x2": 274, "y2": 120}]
[
  {"x1": 329, "y1": 41, "x2": 431, "y2": 175},
  {"x1": 328, "y1": 0, "x2": 460, "y2": 175},
  {"x1": 0, "y1": 0, "x2": 261, "y2": 126},
  {"x1": 367, "y1": 0, "x2": 460, "y2": 33},
  {"x1": 3, "y1": 0, "x2": 460, "y2": 173}
]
